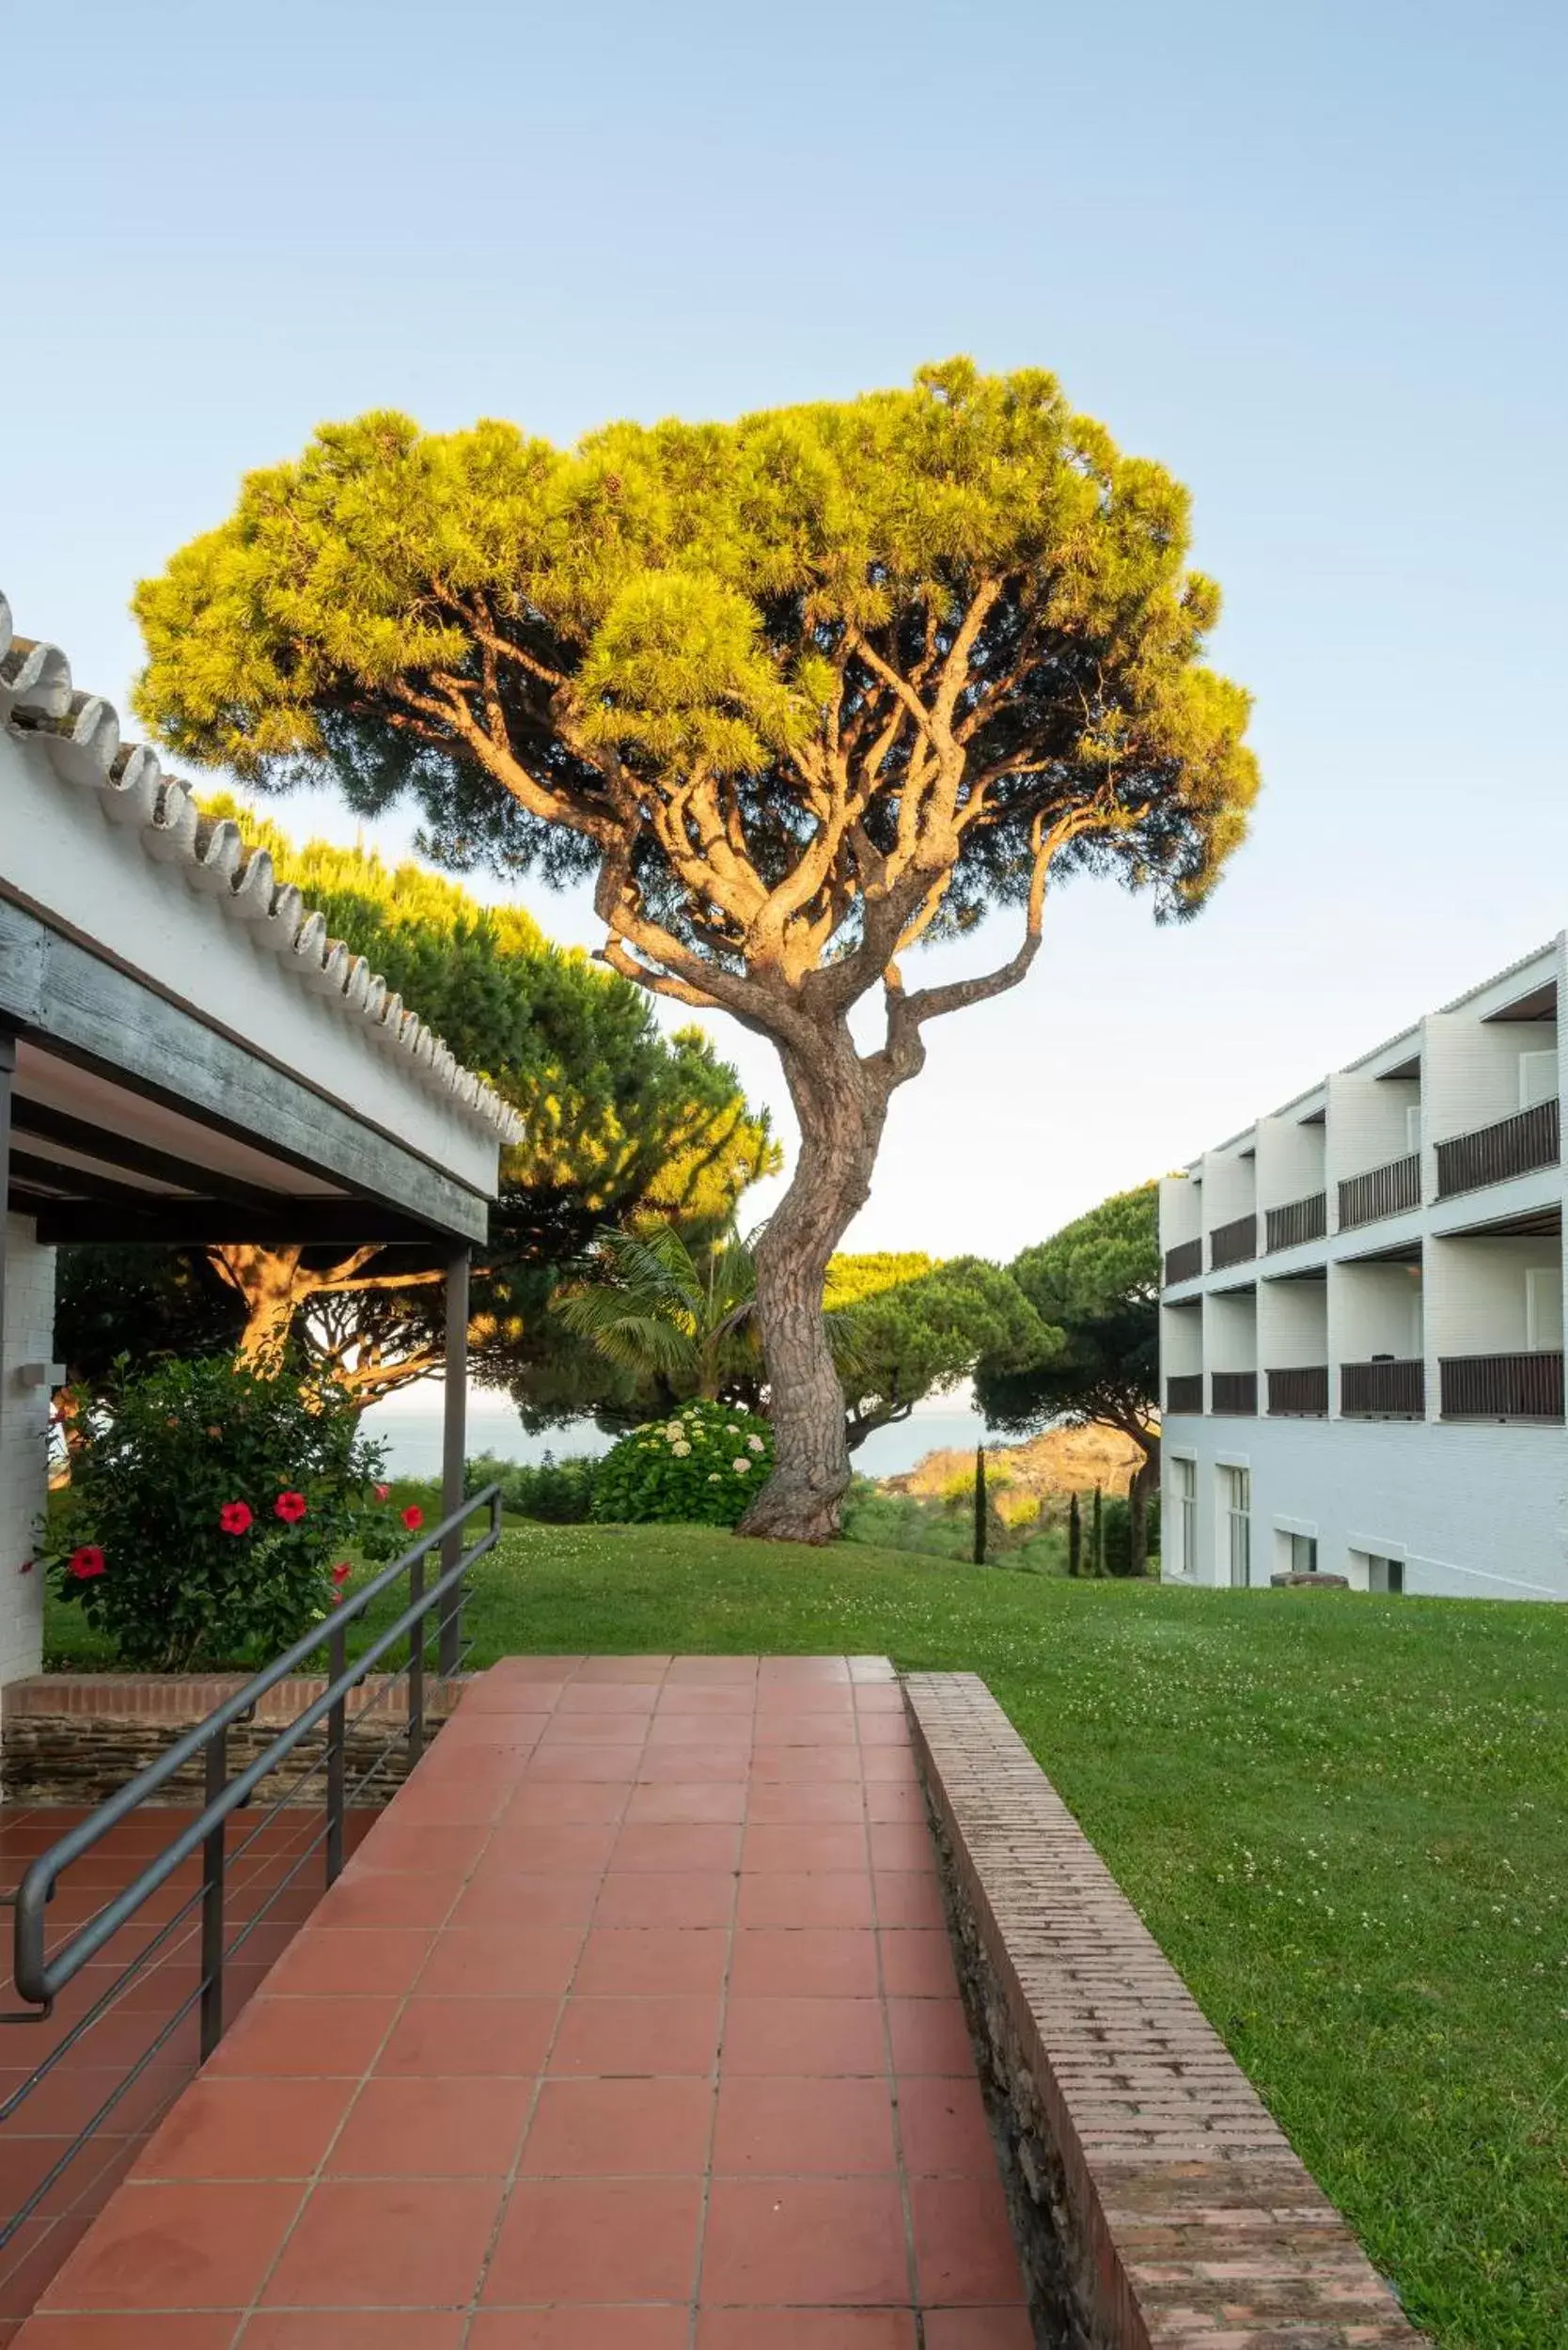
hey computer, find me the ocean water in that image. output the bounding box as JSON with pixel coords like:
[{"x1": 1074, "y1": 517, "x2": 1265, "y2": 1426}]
[{"x1": 360, "y1": 1390, "x2": 995, "y2": 1481}]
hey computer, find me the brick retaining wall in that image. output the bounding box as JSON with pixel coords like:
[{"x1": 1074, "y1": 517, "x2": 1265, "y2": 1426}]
[
  {"x1": 903, "y1": 1670, "x2": 1430, "y2": 2350},
  {"x1": 2, "y1": 1672, "x2": 463, "y2": 1806}
]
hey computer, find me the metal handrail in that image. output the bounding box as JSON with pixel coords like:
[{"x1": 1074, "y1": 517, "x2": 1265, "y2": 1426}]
[{"x1": 0, "y1": 1484, "x2": 502, "y2": 2252}]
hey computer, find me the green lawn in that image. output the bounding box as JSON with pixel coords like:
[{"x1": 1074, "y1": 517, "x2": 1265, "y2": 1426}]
[{"x1": 41, "y1": 1518, "x2": 1568, "y2": 2345}]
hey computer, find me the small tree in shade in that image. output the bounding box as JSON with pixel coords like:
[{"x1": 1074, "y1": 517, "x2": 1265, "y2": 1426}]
[
  {"x1": 1091, "y1": 1483, "x2": 1104, "y2": 1576},
  {"x1": 973, "y1": 1445, "x2": 988, "y2": 1565},
  {"x1": 1068, "y1": 1491, "x2": 1082, "y2": 1578}
]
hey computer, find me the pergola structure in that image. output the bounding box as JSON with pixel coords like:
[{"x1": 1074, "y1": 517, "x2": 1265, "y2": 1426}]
[{"x1": 0, "y1": 588, "x2": 522, "y2": 1693}]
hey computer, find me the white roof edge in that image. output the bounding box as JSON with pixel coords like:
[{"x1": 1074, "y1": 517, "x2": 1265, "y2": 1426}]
[{"x1": 0, "y1": 591, "x2": 525, "y2": 1148}]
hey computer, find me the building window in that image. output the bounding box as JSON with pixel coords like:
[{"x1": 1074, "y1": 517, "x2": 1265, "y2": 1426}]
[
  {"x1": 1368, "y1": 1555, "x2": 1403, "y2": 1593},
  {"x1": 1172, "y1": 1458, "x2": 1197, "y2": 1576},
  {"x1": 1288, "y1": 1531, "x2": 1318, "y2": 1575},
  {"x1": 1223, "y1": 1465, "x2": 1251, "y2": 1587}
]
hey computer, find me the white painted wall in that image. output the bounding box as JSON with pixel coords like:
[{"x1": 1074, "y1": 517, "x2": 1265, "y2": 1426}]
[
  {"x1": 1160, "y1": 1172, "x2": 1201, "y2": 1252},
  {"x1": 1256, "y1": 1112, "x2": 1325, "y2": 1211},
  {"x1": 1424, "y1": 1010, "x2": 1558, "y2": 1151},
  {"x1": 1258, "y1": 1275, "x2": 1327, "y2": 1371},
  {"x1": 0, "y1": 1216, "x2": 53, "y2": 1695},
  {"x1": 1201, "y1": 1145, "x2": 1256, "y2": 1230},
  {"x1": 1162, "y1": 1299, "x2": 1202, "y2": 1376},
  {"x1": 1325, "y1": 1072, "x2": 1419, "y2": 1208},
  {"x1": 1204, "y1": 1286, "x2": 1257, "y2": 1373},
  {"x1": 1426, "y1": 1233, "x2": 1561, "y2": 1358},
  {"x1": 1161, "y1": 1412, "x2": 1568, "y2": 1601},
  {"x1": 1333, "y1": 1259, "x2": 1423, "y2": 1361}
]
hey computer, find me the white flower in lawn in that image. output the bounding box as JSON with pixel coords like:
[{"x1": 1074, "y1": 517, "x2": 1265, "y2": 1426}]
[
  {"x1": 747, "y1": 1434, "x2": 765, "y2": 1452},
  {"x1": 732, "y1": 1458, "x2": 750, "y2": 1473},
  {"x1": 672, "y1": 1440, "x2": 692, "y2": 1457}
]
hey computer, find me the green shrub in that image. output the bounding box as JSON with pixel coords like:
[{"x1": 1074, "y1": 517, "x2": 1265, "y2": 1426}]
[
  {"x1": 42, "y1": 1356, "x2": 405, "y2": 1669},
  {"x1": 468, "y1": 1450, "x2": 601, "y2": 1523},
  {"x1": 592, "y1": 1402, "x2": 773, "y2": 1527}
]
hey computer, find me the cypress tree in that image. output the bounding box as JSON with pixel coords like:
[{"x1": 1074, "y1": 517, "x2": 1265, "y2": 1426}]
[
  {"x1": 973, "y1": 1445, "x2": 988, "y2": 1565},
  {"x1": 1091, "y1": 1483, "x2": 1104, "y2": 1576},
  {"x1": 1068, "y1": 1491, "x2": 1082, "y2": 1577}
]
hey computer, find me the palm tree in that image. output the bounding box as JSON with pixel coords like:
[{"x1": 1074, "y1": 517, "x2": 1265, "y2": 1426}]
[{"x1": 554, "y1": 1224, "x2": 761, "y2": 1404}]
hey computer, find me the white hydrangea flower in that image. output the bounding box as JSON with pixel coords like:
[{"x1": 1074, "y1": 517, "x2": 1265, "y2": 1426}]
[
  {"x1": 735, "y1": 1402, "x2": 749, "y2": 1415},
  {"x1": 747, "y1": 1433, "x2": 765, "y2": 1452},
  {"x1": 732, "y1": 1457, "x2": 750, "y2": 1473},
  {"x1": 672, "y1": 1440, "x2": 692, "y2": 1457},
  {"x1": 707, "y1": 1471, "x2": 721, "y2": 1482},
  {"x1": 726, "y1": 1424, "x2": 739, "y2": 1435},
  {"x1": 664, "y1": 1422, "x2": 684, "y2": 1441}
]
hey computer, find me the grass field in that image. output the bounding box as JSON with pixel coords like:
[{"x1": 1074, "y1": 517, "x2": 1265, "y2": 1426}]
[{"x1": 41, "y1": 1515, "x2": 1568, "y2": 2346}]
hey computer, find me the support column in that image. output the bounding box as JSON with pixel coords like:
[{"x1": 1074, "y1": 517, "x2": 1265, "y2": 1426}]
[{"x1": 438, "y1": 1245, "x2": 470, "y2": 1675}]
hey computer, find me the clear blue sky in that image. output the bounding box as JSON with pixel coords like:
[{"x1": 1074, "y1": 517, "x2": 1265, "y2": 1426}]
[{"x1": 7, "y1": 0, "x2": 1566, "y2": 1256}]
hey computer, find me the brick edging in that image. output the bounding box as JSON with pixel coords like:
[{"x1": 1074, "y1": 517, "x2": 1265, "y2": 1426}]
[{"x1": 902, "y1": 1671, "x2": 1430, "y2": 2350}]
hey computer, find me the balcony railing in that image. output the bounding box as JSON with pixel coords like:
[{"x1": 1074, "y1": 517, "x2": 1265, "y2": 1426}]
[
  {"x1": 1435, "y1": 1099, "x2": 1560, "y2": 1199},
  {"x1": 1264, "y1": 1192, "x2": 1327, "y2": 1251},
  {"x1": 1209, "y1": 1214, "x2": 1257, "y2": 1271},
  {"x1": 1439, "y1": 1350, "x2": 1564, "y2": 1419},
  {"x1": 1339, "y1": 1152, "x2": 1421, "y2": 1230},
  {"x1": 1266, "y1": 1364, "x2": 1329, "y2": 1416},
  {"x1": 1164, "y1": 1237, "x2": 1202, "y2": 1285},
  {"x1": 1210, "y1": 1370, "x2": 1258, "y2": 1415},
  {"x1": 1341, "y1": 1357, "x2": 1425, "y2": 1417},
  {"x1": 1165, "y1": 1372, "x2": 1203, "y2": 1414}
]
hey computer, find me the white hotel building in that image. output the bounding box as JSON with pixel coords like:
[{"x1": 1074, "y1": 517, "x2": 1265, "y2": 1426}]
[{"x1": 1160, "y1": 937, "x2": 1568, "y2": 1602}]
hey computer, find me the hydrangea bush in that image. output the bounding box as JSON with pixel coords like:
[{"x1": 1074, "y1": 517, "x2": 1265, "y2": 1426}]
[
  {"x1": 41, "y1": 1355, "x2": 410, "y2": 1669},
  {"x1": 591, "y1": 1401, "x2": 773, "y2": 1528}
]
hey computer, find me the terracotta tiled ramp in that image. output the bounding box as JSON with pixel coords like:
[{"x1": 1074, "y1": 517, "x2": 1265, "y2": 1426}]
[
  {"x1": 903, "y1": 1671, "x2": 1430, "y2": 2350},
  {"x1": 16, "y1": 1658, "x2": 1034, "y2": 2347}
]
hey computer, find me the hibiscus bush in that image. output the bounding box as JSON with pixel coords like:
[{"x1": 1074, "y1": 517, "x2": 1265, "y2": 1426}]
[
  {"x1": 592, "y1": 1401, "x2": 773, "y2": 1528},
  {"x1": 42, "y1": 1355, "x2": 409, "y2": 1669}
]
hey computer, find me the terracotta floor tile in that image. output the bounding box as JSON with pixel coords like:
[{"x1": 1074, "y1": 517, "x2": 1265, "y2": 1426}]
[
  {"x1": 699, "y1": 2177, "x2": 910, "y2": 2306},
  {"x1": 853, "y1": 1686, "x2": 907, "y2": 1713},
  {"x1": 611, "y1": 1824, "x2": 743, "y2": 1873},
  {"x1": 919, "y1": 2313, "x2": 1034, "y2": 2349},
  {"x1": 742, "y1": 1826, "x2": 868, "y2": 1873},
  {"x1": 909, "y1": 2178, "x2": 1027, "y2": 2307},
  {"x1": 713, "y1": 2075, "x2": 897, "y2": 2175},
  {"x1": 39, "y1": 2180, "x2": 300, "y2": 2312},
  {"x1": 574, "y1": 1926, "x2": 729, "y2": 1996},
  {"x1": 240, "y1": 2317, "x2": 465, "y2": 2349},
  {"x1": 259, "y1": 1926, "x2": 434, "y2": 1998},
  {"x1": 655, "y1": 1685, "x2": 757, "y2": 1716},
  {"x1": 204, "y1": 1994, "x2": 400, "y2": 2078},
  {"x1": 729, "y1": 1929, "x2": 879, "y2": 1999},
  {"x1": 721, "y1": 1998, "x2": 886, "y2": 2076},
  {"x1": 624, "y1": 1781, "x2": 749, "y2": 1825},
  {"x1": 548, "y1": 1995, "x2": 722, "y2": 2077},
  {"x1": 664, "y1": 1657, "x2": 759, "y2": 1684},
  {"x1": 326, "y1": 2073, "x2": 536, "y2": 2175},
  {"x1": 483, "y1": 2177, "x2": 701, "y2": 2304},
  {"x1": 737, "y1": 1872, "x2": 876, "y2": 1928},
  {"x1": 696, "y1": 2317, "x2": 917, "y2": 2350},
  {"x1": 754, "y1": 1713, "x2": 859, "y2": 1747},
  {"x1": 894, "y1": 2076, "x2": 999, "y2": 2177},
  {"x1": 467, "y1": 2313, "x2": 689, "y2": 2348},
  {"x1": 595, "y1": 1871, "x2": 737, "y2": 1927},
  {"x1": 485, "y1": 1654, "x2": 582, "y2": 1682},
  {"x1": 15, "y1": 2319, "x2": 240, "y2": 2347},
  {"x1": 384, "y1": 1784, "x2": 516, "y2": 1827},
  {"x1": 487, "y1": 1823, "x2": 620, "y2": 1872},
  {"x1": 556, "y1": 1684, "x2": 664, "y2": 1715},
  {"x1": 520, "y1": 2076, "x2": 713, "y2": 2174},
  {"x1": 644, "y1": 1716, "x2": 754, "y2": 1748},
  {"x1": 312, "y1": 1870, "x2": 464, "y2": 1929},
  {"x1": 261, "y1": 2176, "x2": 500, "y2": 2306},
  {"x1": 537, "y1": 1716, "x2": 648, "y2": 1747},
  {"x1": 866, "y1": 1825, "x2": 935, "y2": 1874},
  {"x1": 744, "y1": 1782, "x2": 867, "y2": 1825},
  {"x1": 872, "y1": 1874, "x2": 947, "y2": 1928},
  {"x1": 860, "y1": 1752, "x2": 919, "y2": 1786},
  {"x1": 415, "y1": 1925, "x2": 582, "y2": 1998},
  {"x1": 886, "y1": 2000, "x2": 975, "y2": 2077},
  {"x1": 878, "y1": 1930, "x2": 959, "y2": 2000},
  {"x1": 503, "y1": 1784, "x2": 630, "y2": 1825},
  {"x1": 855, "y1": 1716, "x2": 912, "y2": 1747},
  {"x1": 572, "y1": 1655, "x2": 673, "y2": 1681},
  {"x1": 525, "y1": 1747, "x2": 643, "y2": 1783},
  {"x1": 635, "y1": 1749, "x2": 751, "y2": 1784},
  {"x1": 133, "y1": 2076, "x2": 352, "y2": 2181},
  {"x1": 375, "y1": 1997, "x2": 559, "y2": 2076},
  {"x1": 450, "y1": 1872, "x2": 604, "y2": 1928},
  {"x1": 748, "y1": 1749, "x2": 863, "y2": 1785},
  {"x1": 348, "y1": 1820, "x2": 491, "y2": 1873},
  {"x1": 756, "y1": 1659, "x2": 852, "y2": 1685},
  {"x1": 865, "y1": 1784, "x2": 927, "y2": 1824}
]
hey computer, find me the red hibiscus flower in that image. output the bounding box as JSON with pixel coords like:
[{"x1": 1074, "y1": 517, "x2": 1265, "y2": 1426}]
[
  {"x1": 400, "y1": 1504, "x2": 424, "y2": 1532},
  {"x1": 19, "y1": 1559, "x2": 36, "y2": 1576},
  {"x1": 219, "y1": 1500, "x2": 253, "y2": 1536},
  {"x1": 274, "y1": 1491, "x2": 307, "y2": 1526},
  {"x1": 331, "y1": 1561, "x2": 353, "y2": 1585},
  {"x1": 68, "y1": 1545, "x2": 106, "y2": 1581},
  {"x1": 374, "y1": 1483, "x2": 391, "y2": 1503}
]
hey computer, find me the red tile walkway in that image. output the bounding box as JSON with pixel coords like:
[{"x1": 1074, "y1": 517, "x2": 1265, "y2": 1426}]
[{"x1": 13, "y1": 1655, "x2": 1034, "y2": 2346}]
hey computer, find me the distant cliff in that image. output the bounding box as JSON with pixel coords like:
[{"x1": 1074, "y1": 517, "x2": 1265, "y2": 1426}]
[{"x1": 882, "y1": 1421, "x2": 1144, "y2": 1503}]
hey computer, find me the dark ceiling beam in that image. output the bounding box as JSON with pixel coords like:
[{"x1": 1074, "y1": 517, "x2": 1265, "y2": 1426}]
[
  {"x1": 10, "y1": 1096, "x2": 293, "y2": 1216},
  {"x1": 7, "y1": 1146, "x2": 191, "y2": 1214},
  {"x1": 16, "y1": 1198, "x2": 442, "y2": 1247}
]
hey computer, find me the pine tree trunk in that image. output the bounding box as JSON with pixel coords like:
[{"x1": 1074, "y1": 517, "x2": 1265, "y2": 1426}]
[
  {"x1": 737, "y1": 1026, "x2": 890, "y2": 1544},
  {"x1": 1129, "y1": 1436, "x2": 1159, "y2": 1576}
]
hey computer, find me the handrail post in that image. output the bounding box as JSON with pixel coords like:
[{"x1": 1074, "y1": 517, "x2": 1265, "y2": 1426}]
[
  {"x1": 325, "y1": 1618, "x2": 347, "y2": 1888},
  {"x1": 198, "y1": 1724, "x2": 227, "y2": 2061},
  {"x1": 438, "y1": 1246, "x2": 471, "y2": 1675},
  {"x1": 407, "y1": 1543, "x2": 425, "y2": 1764}
]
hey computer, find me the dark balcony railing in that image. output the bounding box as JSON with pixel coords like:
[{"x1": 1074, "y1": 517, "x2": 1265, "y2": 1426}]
[
  {"x1": 1210, "y1": 1370, "x2": 1258, "y2": 1415},
  {"x1": 1209, "y1": 1214, "x2": 1257, "y2": 1271},
  {"x1": 1439, "y1": 1349, "x2": 1564, "y2": 1419},
  {"x1": 1266, "y1": 1364, "x2": 1329, "y2": 1415},
  {"x1": 1165, "y1": 1372, "x2": 1204, "y2": 1414},
  {"x1": 1264, "y1": 1192, "x2": 1327, "y2": 1251},
  {"x1": 1435, "y1": 1099, "x2": 1560, "y2": 1199},
  {"x1": 1339, "y1": 1152, "x2": 1421, "y2": 1230},
  {"x1": 1164, "y1": 1237, "x2": 1202, "y2": 1285},
  {"x1": 1341, "y1": 1357, "x2": 1425, "y2": 1417}
]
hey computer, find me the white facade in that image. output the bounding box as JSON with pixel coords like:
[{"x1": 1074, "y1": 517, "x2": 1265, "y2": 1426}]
[{"x1": 1161, "y1": 937, "x2": 1568, "y2": 1601}]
